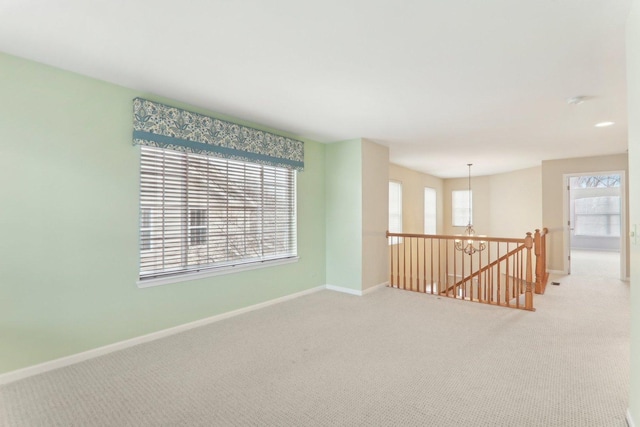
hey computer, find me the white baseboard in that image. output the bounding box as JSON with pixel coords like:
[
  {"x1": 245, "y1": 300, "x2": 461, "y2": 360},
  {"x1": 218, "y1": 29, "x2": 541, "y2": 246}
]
[
  {"x1": 362, "y1": 281, "x2": 389, "y2": 295},
  {"x1": 0, "y1": 282, "x2": 394, "y2": 385},
  {"x1": 628, "y1": 409, "x2": 636, "y2": 427},
  {"x1": 0, "y1": 285, "x2": 325, "y2": 385},
  {"x1": 326, "y1": 281, "x2": 389, "y2": 296},
  {"x1": 547, "y1": 269, "x2": 565, "y2": 275},
  {"x1": 325, "y1": 284, "x2": 363, "y2": 296}
]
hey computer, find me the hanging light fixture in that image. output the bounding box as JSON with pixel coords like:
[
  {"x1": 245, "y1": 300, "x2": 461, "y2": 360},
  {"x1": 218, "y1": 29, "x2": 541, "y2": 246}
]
[{"x1": 455, "y1": 164, "x2": 486, "y2": 255}]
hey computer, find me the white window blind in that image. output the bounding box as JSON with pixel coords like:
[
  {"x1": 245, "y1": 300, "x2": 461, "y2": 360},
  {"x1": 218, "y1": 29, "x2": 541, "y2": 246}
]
[
  {"x1": 389, "y1": 181, "x2": 402, "y2": 244},
  {"x1": 139, "y1": 145, "x2": 297, "y2": 280},
  {"x1": 452, "y1": 190, "x2": 472, "y2": 227},
  {"x1": 574, "y1": 196, "x2": 621, "y2": 237},
  {"x1": 424, "y1": 187, "x2": 436, "y2": 234}
]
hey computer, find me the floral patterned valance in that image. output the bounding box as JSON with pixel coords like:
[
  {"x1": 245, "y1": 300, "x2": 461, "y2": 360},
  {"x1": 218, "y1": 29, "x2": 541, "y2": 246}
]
[{"x1": 132, "y1": 98, "x2": 304, "y2": 171}]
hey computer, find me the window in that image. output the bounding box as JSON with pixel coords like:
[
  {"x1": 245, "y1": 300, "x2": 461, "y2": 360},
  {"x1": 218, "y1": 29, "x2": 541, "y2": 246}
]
[
  {"x1": 389, "y1": 181, "x2": 402, "y2": 244},
  {"x1": 572, "y1": 175, "x2": 620, "y2": 188},
  {"x1": 574, "y1": 196, "x2": 621, "y2": 237},
  {"x1": 188, "y1": 209, "x2": 208, "y2": 246},
  {"x1": 139, "y1": 145, "x2": 297, "y2": 281},
  {"x1": 452, "y1": 190, "x2": 472, "y2": 227},
  {"x1": 140, "y1": 208, "x2": 153, "y2": 251},
  {"x1": 424, "y1": 187, "x2": 436, "y2": 234},
  {"x1": 570, "y1": 174, "x2": 621, "y2": 237}
]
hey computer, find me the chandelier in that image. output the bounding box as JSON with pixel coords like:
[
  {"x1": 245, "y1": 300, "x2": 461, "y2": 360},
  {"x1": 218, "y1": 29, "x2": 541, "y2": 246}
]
[{"x1": 455, "y1": 164, "x2": 486, "y2": 255}]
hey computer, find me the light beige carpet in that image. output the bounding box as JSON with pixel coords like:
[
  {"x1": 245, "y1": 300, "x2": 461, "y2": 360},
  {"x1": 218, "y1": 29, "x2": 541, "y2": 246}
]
[
  {"x1": 0, "y1": 273, "x2": 630, "y2": 426},
  {"x1": 571, "y1": 249, "x2": 621, "y2": 278}
]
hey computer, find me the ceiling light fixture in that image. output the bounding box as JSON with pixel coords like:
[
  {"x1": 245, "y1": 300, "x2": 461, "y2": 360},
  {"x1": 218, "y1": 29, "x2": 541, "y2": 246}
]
[
  {"x1": 595, "y1": 121, "x2": 615, "y2": 127},
  {"x1": 455, "y1": 164, "x2": 486, "y2": 255},
  {"x1": 567, "y1": 96, "x2": 587, "y2": 105}
]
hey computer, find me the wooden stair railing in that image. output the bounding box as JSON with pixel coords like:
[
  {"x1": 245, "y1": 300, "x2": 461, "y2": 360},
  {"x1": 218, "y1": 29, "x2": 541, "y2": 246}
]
[
  {"x1": 445, "y1": 234, "x2": 533, "y2": 310},
  {"x1": 534, "y1": 228, "x2": 550, "y2": 294},
  {"x1": 445, "y1": 243, "x2": 525, "y2": 294},
  {"x1": 386, "y1": 229, "x2": 548, "y2": 311}
]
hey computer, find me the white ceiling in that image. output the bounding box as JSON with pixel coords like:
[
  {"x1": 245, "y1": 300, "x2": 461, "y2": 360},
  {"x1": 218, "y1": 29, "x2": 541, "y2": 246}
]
[{"x1": 0, "y1": 0, "x2": 631, "y2": 178}]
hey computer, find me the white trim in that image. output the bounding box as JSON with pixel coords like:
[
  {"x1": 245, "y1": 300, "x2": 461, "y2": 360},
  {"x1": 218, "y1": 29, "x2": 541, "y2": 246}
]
[
  {"x1": 137, "y1": 257, "x2": 299, "y2": 288},
  {"x1": 547, "y1": 269, "x2": 565, "y2": 275},
  {"x1": 326, "y1": 284, "x2": 363, "y2": 296},
  {"x1": 0, "y1": 282, "x2": 393, "y2": 385},
  {"x1": 362, "y1": 281, "x2": 389, "y2": 295},
  {"x1": 562, "y1": 174, "x2": 569, "y2": 275},
  {"x1": 0, "y1": 285, "x2": 324, "y2": 385},
  {"x1": 620, "y1": 171, "x2": 628, "y2": 280},
  {"x1": 562, "y1": 171, "x2": 627, "y2": 280},
  {"x1": 325, "y1": 281, "x2": 389, "y2": 296},
  {"x1": 628, "y1": 408, "x2": 636, "y2": 427}
]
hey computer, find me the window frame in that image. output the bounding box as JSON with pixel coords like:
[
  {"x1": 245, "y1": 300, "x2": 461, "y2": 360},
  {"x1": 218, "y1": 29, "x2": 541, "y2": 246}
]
[
  {"x1": 452, "y1": 189, "x2": 472, "y2": 227},
  {"x1": 140, "y1": 208, "x2": 154, "y2": 252},
  {"x1": 424, "y1": 187, "x2": 437, "y2": 235},
  {"x1": 389, "y1": 180, "x2": 403, "y2": 245},
  {"x1": 188, "y1": 208, "x2": 208, "y2": 247},
  {"x1": 137, "y1": 146, "x2": 299, "y2": 288}
]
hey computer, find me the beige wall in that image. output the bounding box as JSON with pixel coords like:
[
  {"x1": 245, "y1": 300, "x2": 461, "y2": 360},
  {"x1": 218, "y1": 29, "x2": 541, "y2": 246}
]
[
  {"x1": 443, "y1": 175, "x2": 490, "y2": 236},
  {"x1": 362, "y1": 140, "x2": 390, "y2": 290},
  {"x1": 627, "y1": 0, "x2": 640, "y2": 423},
  {"x1": 389, "y1": 164, "x2": 444, "y2": 234},
  {"x1": 541, "y1": 154, "x2": 629, "y2": 275},
  {"x1": 391, "y1": 157, "x2": 626, "y2": 275},
  {"x1": 489, "y1": 166, "x2": 543, "y2": 238},
  {"x1": 392, "y1": 165, "x2": 541, "y2": 239}
]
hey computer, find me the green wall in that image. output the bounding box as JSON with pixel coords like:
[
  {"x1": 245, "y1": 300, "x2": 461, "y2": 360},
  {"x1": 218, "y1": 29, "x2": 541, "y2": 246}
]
[
  {"x1": 325, "y1": 140, "x2": 363, "y2": 290},
  {"x1": 0, "y1": 52, "x2": 326, "y2": 374},
  {"x1": 324, "y1": 139, "x2": 390, "y2": 292}
]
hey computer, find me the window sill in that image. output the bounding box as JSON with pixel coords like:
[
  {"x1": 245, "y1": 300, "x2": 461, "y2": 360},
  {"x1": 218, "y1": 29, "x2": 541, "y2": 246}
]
[{"x1": 137, "y1": 257, "x2": 300, "y2": 288}]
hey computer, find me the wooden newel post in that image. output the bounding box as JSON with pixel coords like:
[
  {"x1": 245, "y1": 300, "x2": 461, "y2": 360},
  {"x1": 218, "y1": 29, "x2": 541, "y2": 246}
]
[
  {"x1": 387, "y1": 230, "x2": 392, "y2": 287},
  {"x1": 524, "y1": 232, "x2": 534, "y2": 311},
  {"x1": 541, "y1": 228, "x2": 547, "y2": 289},
  {"x1": 534, "y1": 229, "x2": 542, "y2": 294}
]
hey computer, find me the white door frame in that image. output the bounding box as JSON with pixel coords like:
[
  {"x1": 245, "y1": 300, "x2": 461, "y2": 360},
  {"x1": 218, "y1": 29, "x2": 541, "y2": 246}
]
[{"x1": 562, "y1": 171, "x2": 627, "y2": 280}]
